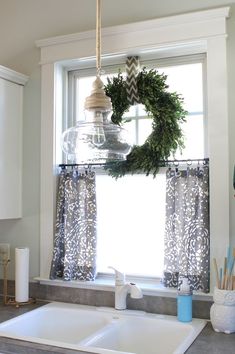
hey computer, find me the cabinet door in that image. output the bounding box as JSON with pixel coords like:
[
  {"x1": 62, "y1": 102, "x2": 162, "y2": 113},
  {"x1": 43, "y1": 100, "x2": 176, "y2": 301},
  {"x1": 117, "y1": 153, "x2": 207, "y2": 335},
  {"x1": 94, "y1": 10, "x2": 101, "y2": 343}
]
[{"x1": 0, "y1": 78, "x2": 22, "y2": 218}]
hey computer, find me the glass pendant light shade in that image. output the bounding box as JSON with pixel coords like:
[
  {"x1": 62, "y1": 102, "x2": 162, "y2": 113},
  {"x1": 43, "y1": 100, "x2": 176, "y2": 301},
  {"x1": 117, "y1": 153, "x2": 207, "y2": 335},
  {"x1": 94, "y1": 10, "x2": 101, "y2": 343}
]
[
  {"x1": 61, "y1": 118, "x2": 132, "y2": 164},
  {"x1": 61, "y1": 76, "x2": 132, "y2": 163}
]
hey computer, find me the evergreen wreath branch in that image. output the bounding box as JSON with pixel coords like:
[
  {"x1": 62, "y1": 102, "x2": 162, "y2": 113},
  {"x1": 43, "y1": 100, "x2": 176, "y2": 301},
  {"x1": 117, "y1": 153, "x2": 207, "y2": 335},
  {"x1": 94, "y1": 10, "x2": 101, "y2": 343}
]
[{"x1": 104, "y1": 68, "x2": 187, "y2": 178}]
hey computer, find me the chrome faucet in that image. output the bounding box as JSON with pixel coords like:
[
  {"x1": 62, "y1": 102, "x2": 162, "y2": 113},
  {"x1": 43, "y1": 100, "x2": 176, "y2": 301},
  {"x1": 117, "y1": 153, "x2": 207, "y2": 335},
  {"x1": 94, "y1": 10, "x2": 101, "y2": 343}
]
[{"x1": 109, "y1": 267, "x2": 143, "y2": 310}]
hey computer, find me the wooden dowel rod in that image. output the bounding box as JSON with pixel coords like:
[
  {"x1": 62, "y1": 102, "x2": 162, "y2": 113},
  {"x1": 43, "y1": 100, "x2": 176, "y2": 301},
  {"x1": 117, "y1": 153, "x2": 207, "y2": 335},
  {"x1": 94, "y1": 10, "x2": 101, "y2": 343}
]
[
  {"x1": 232, "y1": 276, "x2": 235, "y2": 290},
  {"x1": 213, "y1": 258, "x2": 220, "y2": 289},
  {"x1": 222, "y1": 257, "x2": 227, "y2": 290}
]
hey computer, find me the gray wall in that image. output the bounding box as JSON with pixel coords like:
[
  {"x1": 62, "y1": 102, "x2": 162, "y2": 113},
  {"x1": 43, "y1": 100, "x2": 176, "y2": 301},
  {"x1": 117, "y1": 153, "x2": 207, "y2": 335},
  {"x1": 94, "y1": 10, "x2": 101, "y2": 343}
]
[{"x1": 0, "y1": 0, "x2": 234, "y2": 279}]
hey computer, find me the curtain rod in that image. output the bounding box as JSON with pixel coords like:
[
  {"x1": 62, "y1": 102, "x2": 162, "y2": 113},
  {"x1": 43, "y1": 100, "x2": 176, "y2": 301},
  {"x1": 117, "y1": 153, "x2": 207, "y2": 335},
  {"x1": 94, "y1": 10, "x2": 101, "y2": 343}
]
[{"x1": 59, "y1": 158, "x2": 209, "y2": 168}]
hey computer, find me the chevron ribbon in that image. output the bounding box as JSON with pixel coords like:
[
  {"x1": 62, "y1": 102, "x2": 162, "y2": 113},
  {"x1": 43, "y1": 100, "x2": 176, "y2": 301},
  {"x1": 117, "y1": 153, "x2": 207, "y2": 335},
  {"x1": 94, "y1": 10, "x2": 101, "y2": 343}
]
[{"x1": 126, "y1": 56, "x2": 140, "y2": 105}]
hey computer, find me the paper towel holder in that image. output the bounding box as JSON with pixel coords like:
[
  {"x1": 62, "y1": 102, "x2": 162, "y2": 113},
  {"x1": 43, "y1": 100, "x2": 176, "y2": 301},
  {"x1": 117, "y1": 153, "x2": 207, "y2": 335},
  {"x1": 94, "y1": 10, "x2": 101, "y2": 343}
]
[{"x1": 2, "y1": 259, "x2": 36, "y2": 308}]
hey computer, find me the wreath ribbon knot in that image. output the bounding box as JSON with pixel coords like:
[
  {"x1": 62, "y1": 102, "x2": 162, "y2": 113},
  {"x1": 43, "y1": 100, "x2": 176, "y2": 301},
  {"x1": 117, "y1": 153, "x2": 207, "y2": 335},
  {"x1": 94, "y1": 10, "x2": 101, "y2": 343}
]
[{"x1": 126, "y1": 56, "x2": 140, "y2": 105}]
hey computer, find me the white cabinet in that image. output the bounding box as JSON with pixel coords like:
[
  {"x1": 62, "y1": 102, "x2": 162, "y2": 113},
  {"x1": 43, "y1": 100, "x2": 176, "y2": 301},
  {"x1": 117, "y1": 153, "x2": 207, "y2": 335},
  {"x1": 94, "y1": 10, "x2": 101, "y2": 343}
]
[{"x1": 0, "y1": 66, "x2": 28, "y2": 219}]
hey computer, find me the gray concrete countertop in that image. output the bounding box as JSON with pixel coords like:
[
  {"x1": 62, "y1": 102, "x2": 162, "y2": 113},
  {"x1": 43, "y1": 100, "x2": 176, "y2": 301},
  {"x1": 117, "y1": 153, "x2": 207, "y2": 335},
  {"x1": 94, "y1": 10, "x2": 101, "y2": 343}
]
[{"x1": 0, "y1": 302, "x2": 234, "y2": 354}]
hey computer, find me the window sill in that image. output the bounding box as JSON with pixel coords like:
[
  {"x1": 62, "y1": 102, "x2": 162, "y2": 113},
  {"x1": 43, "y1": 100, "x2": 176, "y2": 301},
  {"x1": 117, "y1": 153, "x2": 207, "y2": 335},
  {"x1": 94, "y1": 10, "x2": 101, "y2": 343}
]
[{"x1": 34, "y1": 276, "x2": 213, "y2": 302}]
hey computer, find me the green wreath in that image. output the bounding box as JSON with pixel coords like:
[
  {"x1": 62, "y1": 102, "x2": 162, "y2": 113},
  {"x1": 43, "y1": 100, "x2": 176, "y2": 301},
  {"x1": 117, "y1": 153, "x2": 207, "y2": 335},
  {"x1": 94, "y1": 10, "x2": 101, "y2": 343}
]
[{"x1": 104, "y1": 68, "x2": 187, "y2": 178}]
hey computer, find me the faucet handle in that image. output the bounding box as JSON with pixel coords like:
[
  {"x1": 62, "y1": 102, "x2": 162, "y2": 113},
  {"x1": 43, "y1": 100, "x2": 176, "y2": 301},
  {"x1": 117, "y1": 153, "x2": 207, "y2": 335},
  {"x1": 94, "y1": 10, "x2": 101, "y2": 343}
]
[
  {"x1": 108, "y1": 266, "x2": 126, "y2": 285},
  {"x1": 130, "y1": 282, "x2": 143, "y2": 299}
]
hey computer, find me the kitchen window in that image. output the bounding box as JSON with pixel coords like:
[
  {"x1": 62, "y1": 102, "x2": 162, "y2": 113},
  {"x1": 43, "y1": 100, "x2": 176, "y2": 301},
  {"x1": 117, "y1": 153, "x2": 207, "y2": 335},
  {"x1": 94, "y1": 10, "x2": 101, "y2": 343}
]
[{"x1": 62, "y1": 56, "x2": 206, "y2": 278}]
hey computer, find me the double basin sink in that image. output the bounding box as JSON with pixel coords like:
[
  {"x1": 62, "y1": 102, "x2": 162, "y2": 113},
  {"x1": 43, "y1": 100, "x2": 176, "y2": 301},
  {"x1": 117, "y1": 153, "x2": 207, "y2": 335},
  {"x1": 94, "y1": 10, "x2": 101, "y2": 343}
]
[{"x1": 0, "y1": 302, "x2": 206, "y2": 354}]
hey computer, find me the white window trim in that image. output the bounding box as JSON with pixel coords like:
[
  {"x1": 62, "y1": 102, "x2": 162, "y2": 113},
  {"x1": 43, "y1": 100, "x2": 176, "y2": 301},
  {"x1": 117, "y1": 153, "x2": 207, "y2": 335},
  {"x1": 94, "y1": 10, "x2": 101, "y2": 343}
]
[{"x1": 37, "y1": 7, "x2": 230, "y2": 295}]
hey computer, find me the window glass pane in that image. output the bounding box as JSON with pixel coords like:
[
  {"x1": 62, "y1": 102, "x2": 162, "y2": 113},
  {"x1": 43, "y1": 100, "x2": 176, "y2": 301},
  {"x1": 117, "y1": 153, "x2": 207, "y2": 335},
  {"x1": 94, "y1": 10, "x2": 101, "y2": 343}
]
[
  {"x1": 123, "y1": 119, "x2": 136, "y2": 143},
  {"x1": 138, "y1": 118, "x2": 153, "y2": 145},
  {"x1": 76, "y1": 76, "x2": 95, "y2": 121},
  {"x1": 138, "y1": 104, "x2": 147, "y2": 116},
  {"x1": 123, "y1": 105, "x2": 136, "y2": 118},
  {"x1": 96, "y1": 173, "x2": 166, "y2": 277},
  {"x1": 158, "y1": 63, "x2": 203, "y2": 113},
  {"x1": 171, "y1": 114, "x2": 204, "y2": 160}
]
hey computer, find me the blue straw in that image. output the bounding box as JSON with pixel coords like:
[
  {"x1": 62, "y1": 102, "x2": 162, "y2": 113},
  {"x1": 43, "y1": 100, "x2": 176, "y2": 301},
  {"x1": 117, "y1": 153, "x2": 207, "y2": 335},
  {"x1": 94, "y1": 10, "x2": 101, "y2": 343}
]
[{"x1": 227, "y1": 246, "x2": 232, "y2": 266}]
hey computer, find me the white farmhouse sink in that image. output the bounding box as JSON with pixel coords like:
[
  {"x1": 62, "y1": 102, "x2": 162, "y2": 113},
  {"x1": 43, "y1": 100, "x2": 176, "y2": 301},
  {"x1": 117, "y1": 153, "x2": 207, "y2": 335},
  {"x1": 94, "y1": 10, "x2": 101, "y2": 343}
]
[{"x1": 0, "y1": 302, "x2": 206, "y2": 354}]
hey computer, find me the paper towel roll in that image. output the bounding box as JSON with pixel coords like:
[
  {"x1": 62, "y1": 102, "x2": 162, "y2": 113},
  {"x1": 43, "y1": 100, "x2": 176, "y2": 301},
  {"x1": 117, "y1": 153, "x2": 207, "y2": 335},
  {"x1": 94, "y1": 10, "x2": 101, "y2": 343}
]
[{"x1": 15, "y1": 247, "x2": 29, "y2": 302}]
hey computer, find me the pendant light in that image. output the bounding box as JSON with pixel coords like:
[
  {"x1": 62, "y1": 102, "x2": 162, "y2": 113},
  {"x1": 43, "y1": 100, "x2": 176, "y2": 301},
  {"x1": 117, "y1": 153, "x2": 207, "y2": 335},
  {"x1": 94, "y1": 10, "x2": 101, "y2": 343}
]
[{"x1": 61, "y1": 0, "x2": 132, "y2": 164}]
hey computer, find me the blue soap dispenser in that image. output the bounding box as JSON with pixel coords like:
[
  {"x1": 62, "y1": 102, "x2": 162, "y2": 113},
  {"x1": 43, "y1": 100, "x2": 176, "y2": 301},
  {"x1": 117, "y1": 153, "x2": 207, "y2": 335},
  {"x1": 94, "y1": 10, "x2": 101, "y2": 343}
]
[{"x1": 177, "y1": 277, "x2": 192, "y2": 322}]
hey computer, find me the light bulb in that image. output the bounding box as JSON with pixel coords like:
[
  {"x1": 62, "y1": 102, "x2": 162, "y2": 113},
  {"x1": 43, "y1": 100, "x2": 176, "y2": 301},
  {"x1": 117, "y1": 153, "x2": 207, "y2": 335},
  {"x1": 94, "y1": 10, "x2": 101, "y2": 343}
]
[
  {"x1": 85, "y1": 109, "x2": 107, "y2": 147},
  {"x1": 91, "y1": 124, "x2": 106, "y2": 147}
]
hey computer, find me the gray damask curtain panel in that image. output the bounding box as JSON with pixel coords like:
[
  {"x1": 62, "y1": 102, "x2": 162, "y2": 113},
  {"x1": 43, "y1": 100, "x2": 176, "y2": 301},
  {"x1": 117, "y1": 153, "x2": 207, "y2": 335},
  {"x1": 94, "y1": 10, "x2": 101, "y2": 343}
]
[
  {"x1": 50, "y1": 168, "x2": 97, "y2": 281},
  {"x1": 163, "y1": 165, "x2": 210, "y2": 292}
]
